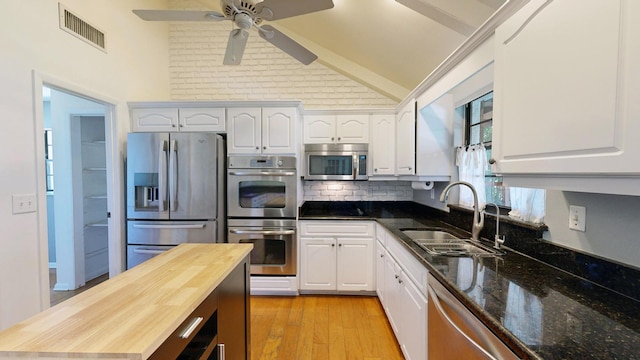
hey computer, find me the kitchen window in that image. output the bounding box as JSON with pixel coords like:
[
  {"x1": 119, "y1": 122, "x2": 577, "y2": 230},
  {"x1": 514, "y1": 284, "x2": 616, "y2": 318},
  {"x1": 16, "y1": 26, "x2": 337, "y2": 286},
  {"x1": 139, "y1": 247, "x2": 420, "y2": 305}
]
[
  {"x1": 458, "y1": 91, "x2": 507, "y2": 207},
  {"x1": 458, "y1": 92, "x2": 546, "y2": 223},
  {"x1": 45, "y1": 129, "x2": 54, "y2": 192}
]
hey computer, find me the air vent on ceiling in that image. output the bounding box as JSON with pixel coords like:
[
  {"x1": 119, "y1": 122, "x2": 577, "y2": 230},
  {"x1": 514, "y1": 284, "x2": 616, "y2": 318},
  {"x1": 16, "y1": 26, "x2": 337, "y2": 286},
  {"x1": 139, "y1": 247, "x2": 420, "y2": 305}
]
[{"x1": 58, "y1": 3, "x2": 106, "y2": 52}]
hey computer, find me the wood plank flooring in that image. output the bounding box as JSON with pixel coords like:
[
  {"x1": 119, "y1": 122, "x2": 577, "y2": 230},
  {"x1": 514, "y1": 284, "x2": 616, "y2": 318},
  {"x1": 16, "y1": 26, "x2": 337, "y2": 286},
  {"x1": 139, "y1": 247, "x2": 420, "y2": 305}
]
[
  {"x1": 251, "y1": 295, "x2": 404, "y2": 360},
  {"x1": 48, "y1": 269, "x2": 109, "y2": 306}
]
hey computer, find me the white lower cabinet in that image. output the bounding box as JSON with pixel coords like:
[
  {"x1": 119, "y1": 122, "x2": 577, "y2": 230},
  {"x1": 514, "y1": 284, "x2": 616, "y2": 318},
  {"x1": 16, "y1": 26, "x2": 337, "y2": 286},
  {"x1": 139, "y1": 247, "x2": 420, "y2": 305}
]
[
  {"x1": 299, "y1": 221, "x2": 375, "y2": 292},
  {"x1": 376, "y1": 224, "x2": 427, "y2": 360}
]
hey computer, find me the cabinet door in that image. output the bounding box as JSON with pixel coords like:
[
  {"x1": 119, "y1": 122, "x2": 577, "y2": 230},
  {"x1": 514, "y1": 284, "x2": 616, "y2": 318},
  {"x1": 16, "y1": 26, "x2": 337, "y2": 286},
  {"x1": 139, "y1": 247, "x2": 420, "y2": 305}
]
[
  {"x1": 336, "y1": 114, "x2": 370, "y2": 143},
  {"x1": 303, "y1": 115, "x2": 336, "y2": 143},
  {"x1": 398, "y1": 272, "x2": 427, "y2": 360},
  {"x1": 383, "y1": 255, "x2": 402, "y2": 336},
  {"x1": 493, "y1": 0, "x2": 640, "y2": 175},
  {"x1": 179, "y1": 108, "x2": 225, "y2": 132},
  {"x1": 218, "y1": 256, "x2": 250, "y2": 360},
  {"x1": 375, "y1": 241, "x2": 386, "y2": 302},
  {"x1": 262, "y1": 107, "x2": 296, "y2": 154},
  {"x1": 395, "y1": 101, "x2": 416, "y2": 175},
  {"x1": 299, "y1": 237, "x2": 337, "y2": 291},
  {"x1": 227, "y1": 108, "x2": 261, "y2": 154},
  {"x1": 336, "y1": 237, "x2": 374, "y2": 291},
  {"x1": 131, "y1": 108, "x2": 178, "y2": 132},
  {"x1": 416, "y1": 94, "x2": 453, "y2": 177},
  {"x1": 371, "y1": 114, "x2": 395, "y2": 175}
]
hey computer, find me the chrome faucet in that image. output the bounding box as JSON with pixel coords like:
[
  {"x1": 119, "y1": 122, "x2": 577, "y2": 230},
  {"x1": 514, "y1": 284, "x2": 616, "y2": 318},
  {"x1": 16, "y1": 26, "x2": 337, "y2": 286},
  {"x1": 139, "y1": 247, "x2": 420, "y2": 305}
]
[
  {"x1": 439, "y1": 181, "x2": 484, "y2": 241},
  {"x1": 485, "y1": 203, "x2": 506, "y2": 250}
]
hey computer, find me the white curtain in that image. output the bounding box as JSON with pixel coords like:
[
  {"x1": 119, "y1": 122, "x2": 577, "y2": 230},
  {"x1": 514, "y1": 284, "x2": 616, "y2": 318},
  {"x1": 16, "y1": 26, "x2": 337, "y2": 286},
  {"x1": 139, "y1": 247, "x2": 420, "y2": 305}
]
[
  {"x1": 456, "y1": 144, "x2": 487, "y2": 209},
  {"x1": 508, "y1": 187, "x2": 545, "y2": 224}
]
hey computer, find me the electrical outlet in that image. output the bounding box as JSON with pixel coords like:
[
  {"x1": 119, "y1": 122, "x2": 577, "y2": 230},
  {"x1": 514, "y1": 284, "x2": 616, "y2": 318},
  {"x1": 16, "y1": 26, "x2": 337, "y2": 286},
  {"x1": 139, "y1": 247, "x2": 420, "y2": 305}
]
[
  {"x1": 12, "y1": 193, "x2": 37, "y2": 214},
  {"x1": 569, "y1": 205, "x2": 586, "y2": 232}
]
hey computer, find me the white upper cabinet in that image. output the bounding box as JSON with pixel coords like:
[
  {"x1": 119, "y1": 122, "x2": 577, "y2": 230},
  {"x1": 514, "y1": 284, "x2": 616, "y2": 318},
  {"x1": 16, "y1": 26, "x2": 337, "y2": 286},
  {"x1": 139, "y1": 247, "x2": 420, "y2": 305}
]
[
  {"x1": 416, "y1": 94, "x2": 453, "y2": 179},
  {"x1": 261, "y1": 107, "x2": 297, "y2": 154},
  {"x1": 493, "y1": 0, "x2": 640, "y2": 186},
  {"x1": 228, "y1": 107, "x2": 297, "y2": 155},
  {"x1": 131, "y1": 108, "x2": 179, "y2": 132},
  {"x1": 395, "y1": 101, "x2": 416, "y2": 175},
  {"x1": 131, "y1": 107, "x2": 225, "y2": 132},
  {"x1": 178, "y1": 108, "x2": 225, "y2": 132},
  {"x1": 303, "y1": 114, "x2": 369, "y2": 144},
  {"x1": 371, "y1": 114, "x2": 396, "y2": 176}
]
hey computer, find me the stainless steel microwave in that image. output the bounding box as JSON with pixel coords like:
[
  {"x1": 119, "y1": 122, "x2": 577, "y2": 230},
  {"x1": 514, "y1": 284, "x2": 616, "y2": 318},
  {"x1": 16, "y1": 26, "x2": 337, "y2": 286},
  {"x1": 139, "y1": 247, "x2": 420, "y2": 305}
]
[{"x1": 304, "y1": 143, "x2": 368, "y2": 180}]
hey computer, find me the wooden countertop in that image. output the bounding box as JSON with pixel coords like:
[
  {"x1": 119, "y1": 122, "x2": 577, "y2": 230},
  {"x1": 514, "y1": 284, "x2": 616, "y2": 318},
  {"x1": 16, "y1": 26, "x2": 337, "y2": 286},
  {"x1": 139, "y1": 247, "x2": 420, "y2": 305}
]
[{"x1": 0, "y1": 243, "x2": 253, "y2": 360}]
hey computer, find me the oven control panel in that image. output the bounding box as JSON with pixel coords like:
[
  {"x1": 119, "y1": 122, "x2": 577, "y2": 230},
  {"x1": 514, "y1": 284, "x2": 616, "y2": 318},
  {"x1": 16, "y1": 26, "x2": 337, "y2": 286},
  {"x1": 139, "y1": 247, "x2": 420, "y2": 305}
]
[{"x1": 229, "y1": 155, "x2": 296, "y2": 169}]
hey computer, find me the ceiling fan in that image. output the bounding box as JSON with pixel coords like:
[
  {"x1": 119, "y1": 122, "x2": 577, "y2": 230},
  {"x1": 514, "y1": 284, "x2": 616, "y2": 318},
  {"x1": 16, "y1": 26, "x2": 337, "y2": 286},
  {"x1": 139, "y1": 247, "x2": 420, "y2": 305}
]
[{"x1": 133, "y1": 0, "x2": 334, "y2": 65}]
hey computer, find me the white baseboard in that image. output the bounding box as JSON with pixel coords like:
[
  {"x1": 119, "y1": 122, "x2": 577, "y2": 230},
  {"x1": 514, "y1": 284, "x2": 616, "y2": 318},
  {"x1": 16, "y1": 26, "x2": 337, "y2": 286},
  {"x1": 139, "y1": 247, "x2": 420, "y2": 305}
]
[{"x1": 250, "y1": 276, "x2": 298, "y2": 296}]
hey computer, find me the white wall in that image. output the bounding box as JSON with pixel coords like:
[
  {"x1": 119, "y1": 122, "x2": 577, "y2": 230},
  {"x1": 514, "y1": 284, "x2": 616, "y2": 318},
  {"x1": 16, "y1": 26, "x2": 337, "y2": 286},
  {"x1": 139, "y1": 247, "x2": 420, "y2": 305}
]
[
  {"x1": 167, "y1": 0, "x2": 398, "y2": 109},
  {"x1": 544, "y1": 191, "x2": 640, "y2": 268},
  {"x1": 0, "y1": 0, "x2": 170, "y2": 330}
]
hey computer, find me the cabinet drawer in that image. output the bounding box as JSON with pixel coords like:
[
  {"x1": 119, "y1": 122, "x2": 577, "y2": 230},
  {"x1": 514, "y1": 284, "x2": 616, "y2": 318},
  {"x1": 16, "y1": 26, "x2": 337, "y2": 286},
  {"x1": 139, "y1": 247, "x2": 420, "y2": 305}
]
[
  {"x1": 386, "y1": 233, "x2": 428, "y2": 297},
  {"x1": 299, "y1": 221, "x2": 374, "y2": 237},
  {"x1": 149, "y1": 288, "x2": 219, "y2": 359}
]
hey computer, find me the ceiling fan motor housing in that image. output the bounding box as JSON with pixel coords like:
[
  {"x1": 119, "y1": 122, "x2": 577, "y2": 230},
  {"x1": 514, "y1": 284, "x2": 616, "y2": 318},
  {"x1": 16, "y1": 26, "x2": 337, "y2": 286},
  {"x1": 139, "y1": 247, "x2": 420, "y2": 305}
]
[{"x1": 222, "y1": 0, "x2": 264, "y2": 26}]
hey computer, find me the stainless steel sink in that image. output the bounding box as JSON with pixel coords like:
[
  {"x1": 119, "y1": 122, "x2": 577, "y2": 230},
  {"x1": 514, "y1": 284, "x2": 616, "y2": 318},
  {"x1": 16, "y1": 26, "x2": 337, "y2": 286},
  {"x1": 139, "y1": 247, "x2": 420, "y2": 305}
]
[
  {"x1": 401, "y1": 229, "x2": 459, "y2": 242},
  {"x1": 400, "y1": 228, "x2": 502, "y2": 257}
]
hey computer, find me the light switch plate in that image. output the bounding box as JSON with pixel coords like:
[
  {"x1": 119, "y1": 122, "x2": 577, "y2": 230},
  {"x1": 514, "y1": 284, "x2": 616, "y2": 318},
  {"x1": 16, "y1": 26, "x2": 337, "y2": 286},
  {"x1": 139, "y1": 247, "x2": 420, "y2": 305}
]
[
  {"x1": 569, "y1": 205, "x2": 586, "y2": 232},
  {"x1": 12, "y1": 193, "x2": 37, "y2": 214}
]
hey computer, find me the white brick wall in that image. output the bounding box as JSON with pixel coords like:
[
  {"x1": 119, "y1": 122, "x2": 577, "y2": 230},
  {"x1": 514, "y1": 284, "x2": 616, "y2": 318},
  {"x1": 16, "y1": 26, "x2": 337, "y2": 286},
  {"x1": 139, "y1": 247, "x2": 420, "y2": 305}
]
[
  {"x1": 168, "y1": 0, "x2": 398, "y2": 109},
  {"x1": 303, "y1": 181, "x2": 413, "y2": 201}
]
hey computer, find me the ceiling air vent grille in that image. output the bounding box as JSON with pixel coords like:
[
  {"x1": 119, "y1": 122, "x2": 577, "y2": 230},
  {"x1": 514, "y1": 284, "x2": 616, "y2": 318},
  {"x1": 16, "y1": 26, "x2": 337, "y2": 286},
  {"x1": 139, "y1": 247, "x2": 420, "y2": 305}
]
[{"x1": 58, "y1": 3, "x2": 106, "y2": 52}]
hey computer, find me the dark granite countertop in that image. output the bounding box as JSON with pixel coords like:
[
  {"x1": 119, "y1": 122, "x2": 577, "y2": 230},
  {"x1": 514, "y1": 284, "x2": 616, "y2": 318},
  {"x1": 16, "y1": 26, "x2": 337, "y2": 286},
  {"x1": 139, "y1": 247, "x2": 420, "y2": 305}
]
[{"x1": 299, "y1": 201, "x2": 640, "y2": 359}]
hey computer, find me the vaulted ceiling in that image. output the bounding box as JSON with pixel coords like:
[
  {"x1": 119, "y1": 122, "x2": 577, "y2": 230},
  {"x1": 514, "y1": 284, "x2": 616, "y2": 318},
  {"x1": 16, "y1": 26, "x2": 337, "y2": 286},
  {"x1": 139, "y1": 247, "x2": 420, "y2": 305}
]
[{"x1": 191, "y1": 0, "x2": 506, "y2": 101}]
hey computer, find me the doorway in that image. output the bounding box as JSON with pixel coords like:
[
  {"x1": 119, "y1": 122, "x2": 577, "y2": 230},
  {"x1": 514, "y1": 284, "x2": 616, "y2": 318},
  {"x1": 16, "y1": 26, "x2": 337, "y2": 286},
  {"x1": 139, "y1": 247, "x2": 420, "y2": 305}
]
[{"x1": 40, "y1": 83, "x2": 116, "y2": 303}]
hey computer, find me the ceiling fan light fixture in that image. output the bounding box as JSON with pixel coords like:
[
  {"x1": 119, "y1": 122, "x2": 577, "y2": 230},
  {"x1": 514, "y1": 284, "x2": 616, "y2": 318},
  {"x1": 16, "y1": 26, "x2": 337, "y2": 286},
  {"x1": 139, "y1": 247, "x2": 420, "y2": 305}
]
[{"x1": 234, "y1": 12, "x2": 254, "y2": 29}]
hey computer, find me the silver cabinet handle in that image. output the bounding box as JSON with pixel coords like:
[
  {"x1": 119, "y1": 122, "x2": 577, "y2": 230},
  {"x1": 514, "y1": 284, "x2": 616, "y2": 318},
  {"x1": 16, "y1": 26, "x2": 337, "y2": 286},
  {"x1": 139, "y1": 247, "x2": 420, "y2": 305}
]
[
  {"x1": 229, "y1": 229, "x2": 295, "y2": 235},
  {"x1": 178, "y1": 316, "x2": 203, "y2": 339},
  {"x1": 219, "y1": 343, "x2": 225, "y2": 360}
]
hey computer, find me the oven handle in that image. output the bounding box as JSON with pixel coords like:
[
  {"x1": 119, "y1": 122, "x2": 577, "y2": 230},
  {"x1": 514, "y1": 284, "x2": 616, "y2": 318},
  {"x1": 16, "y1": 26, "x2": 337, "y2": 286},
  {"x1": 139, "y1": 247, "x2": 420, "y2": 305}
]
[
  {"x1": 132, "y1": 224, "x2": 206, "y2": 229},
  {"x1": 228, "y1": 171, "x2": 296, "y2": 176},
  {"x1": 132, "y1": 248, "x2": 169, "y2": 255},
  {"x1": 229, "y1": 229, "x2": 295, "y2": 235}
]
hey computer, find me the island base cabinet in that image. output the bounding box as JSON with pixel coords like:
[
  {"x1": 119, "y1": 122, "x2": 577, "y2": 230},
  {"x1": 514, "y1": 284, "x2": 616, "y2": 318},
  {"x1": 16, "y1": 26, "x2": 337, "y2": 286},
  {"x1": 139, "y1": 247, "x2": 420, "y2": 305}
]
[
  {"x1": 218, "y1": 256, "x2": 251, "y2": 360},
  {"x1": 149, "y1": 255, "x2": 250, "y2": 360}
]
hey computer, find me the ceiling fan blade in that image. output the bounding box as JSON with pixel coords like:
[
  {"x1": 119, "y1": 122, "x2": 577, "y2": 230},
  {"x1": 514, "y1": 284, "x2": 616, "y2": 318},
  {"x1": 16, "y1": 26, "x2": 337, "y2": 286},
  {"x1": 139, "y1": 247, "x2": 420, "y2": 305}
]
[
  {"x1": 132, "y1": 9, "x2": 226, "y2": 21},
  {"x1": 258, "y1": 25, "x2": 317, "y2": 65},
  {"x1": 256, "y1": 0, "x2": 334, "y2": 21},
  {"x1": 224, "y1": 29, "x2": 249, "y2": 65}
]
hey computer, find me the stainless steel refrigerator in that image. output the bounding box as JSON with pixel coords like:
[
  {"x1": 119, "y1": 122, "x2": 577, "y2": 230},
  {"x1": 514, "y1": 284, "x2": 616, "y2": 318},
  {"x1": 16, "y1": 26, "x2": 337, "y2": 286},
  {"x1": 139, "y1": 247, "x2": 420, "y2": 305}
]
[{"x1": 126, "y1": 132, "x2": 225, "y2": 269}]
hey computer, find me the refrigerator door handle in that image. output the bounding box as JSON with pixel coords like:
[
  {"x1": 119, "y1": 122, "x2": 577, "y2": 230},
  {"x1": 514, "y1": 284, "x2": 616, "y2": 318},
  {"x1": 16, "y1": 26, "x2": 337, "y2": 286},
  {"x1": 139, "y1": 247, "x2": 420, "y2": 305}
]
[
  {"x1": 132, "y1": 224, "x2": 206, "y2": 229},
  {"x1": 132, "y1": 248, "x2": 169, "y2": 255},
  {"x1": 158, "y1": 140, "x2": 168, "y2": 212},
  {"x1": 169, "y1": 139, "x2": 178, "y2": 212}
]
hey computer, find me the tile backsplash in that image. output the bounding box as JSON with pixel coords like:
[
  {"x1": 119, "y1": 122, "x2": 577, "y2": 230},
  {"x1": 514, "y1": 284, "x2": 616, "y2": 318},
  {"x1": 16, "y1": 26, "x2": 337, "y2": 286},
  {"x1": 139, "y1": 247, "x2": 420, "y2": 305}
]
[{"x1": 303, "y1": 181, "x2": 413, "y2": 201}]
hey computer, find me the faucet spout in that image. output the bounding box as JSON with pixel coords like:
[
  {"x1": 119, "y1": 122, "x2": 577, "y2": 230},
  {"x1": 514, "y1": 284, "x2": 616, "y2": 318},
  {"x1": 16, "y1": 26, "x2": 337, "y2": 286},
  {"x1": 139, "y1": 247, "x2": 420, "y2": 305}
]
[
  {"x1": 439, "y1": 181, "x2": 484, "y2": 241},
  {"x1": 485, "y1": 203, "x2": 506, "y2": 249}
]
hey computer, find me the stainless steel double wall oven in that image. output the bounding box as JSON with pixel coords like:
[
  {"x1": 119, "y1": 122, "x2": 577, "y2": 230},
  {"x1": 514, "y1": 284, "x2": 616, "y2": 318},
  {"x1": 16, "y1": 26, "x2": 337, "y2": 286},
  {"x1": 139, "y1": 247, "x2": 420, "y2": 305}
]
[{"x1": 227, "y1": 155, "x2": 297, "y2": 276}]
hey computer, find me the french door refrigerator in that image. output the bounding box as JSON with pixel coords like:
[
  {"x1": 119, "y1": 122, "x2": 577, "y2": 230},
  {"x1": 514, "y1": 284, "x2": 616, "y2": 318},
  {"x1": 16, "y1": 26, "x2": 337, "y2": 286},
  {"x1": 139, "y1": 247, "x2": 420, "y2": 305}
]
[{"x1": 126, "y1": 132, "x2": 225, "y2": 269}]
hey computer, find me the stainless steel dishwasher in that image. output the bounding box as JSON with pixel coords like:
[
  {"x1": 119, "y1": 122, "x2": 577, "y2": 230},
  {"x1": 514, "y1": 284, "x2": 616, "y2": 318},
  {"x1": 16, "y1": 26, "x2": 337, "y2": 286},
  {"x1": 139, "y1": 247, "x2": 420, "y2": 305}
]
[{"x1": 427, "y1": 274, "x2": 519, "y2": 360}]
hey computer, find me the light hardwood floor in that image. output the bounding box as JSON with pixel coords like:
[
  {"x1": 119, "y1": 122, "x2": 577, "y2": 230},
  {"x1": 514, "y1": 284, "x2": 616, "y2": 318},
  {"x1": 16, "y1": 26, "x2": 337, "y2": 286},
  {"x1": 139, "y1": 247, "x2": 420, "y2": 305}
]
[
  {"x1": 48, "y1": 269, "x2": 109, "y2": 306},
  {"x1": 251, "y1": 295, "x2": 404, "y2": 360}
]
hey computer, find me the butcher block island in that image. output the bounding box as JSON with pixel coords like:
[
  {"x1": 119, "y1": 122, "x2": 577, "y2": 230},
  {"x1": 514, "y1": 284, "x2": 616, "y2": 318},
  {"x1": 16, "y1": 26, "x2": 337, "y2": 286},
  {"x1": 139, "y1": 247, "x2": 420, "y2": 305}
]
[{"x1": 0, "y1": 243, "x2": 252, "y2": 360}]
